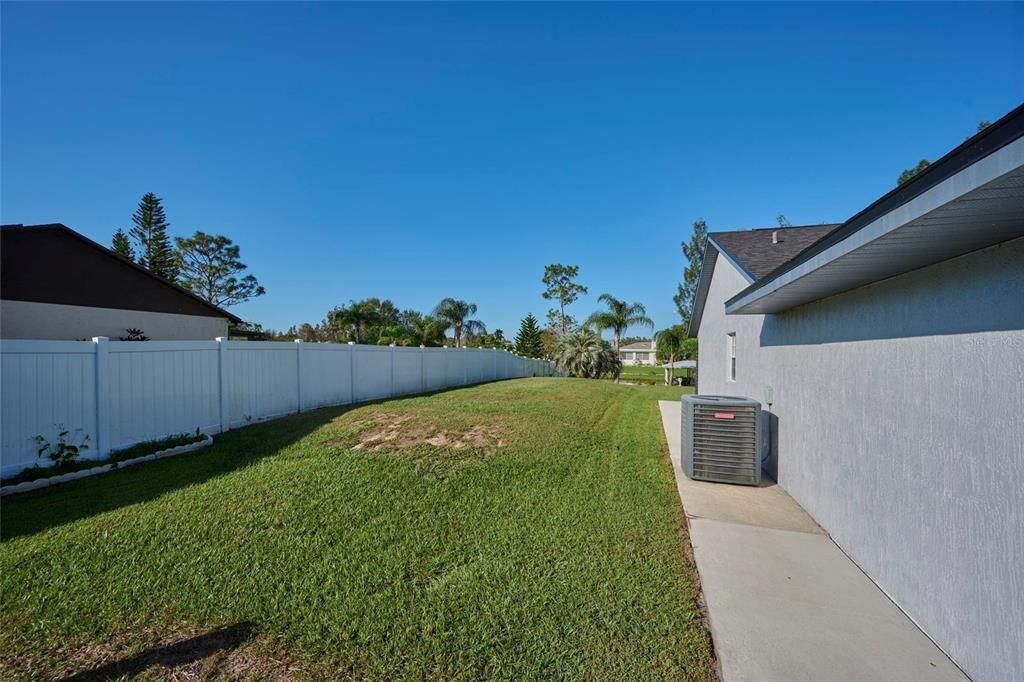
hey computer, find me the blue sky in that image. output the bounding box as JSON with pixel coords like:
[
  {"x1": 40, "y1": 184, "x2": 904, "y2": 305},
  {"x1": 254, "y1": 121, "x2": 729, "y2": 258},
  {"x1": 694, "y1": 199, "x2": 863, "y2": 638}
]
[{"x1": 2, "y1": 2, "x2": 1021, "y2": 337}]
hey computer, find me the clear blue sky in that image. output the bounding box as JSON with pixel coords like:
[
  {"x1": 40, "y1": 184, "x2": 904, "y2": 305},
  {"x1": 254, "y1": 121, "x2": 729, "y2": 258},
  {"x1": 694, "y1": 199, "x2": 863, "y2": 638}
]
[{"x1": 3, "y1": 2, "x2": 1021, "y2": 336}]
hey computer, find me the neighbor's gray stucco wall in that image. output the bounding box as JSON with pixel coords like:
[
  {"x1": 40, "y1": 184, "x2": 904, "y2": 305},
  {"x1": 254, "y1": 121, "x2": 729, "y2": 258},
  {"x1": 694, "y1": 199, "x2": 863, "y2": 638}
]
[
  {"x1": 697, "y1": 237, "x2": 1024, "y2": 681},
  {"x1": 0, "y1": 300, "x2": 229, "y2": 340}
]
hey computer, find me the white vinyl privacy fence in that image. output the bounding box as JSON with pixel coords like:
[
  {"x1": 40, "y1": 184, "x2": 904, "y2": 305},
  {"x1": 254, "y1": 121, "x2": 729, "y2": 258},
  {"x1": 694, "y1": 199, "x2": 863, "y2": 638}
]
[{"x1": 1, "y1": 338, "x2": 557, "y2": 477}]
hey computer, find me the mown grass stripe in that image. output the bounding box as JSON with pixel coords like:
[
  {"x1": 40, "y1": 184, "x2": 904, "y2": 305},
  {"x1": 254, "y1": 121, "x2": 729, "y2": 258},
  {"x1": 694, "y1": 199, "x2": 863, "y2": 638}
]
[{"x1": 1, "y1": 378, "x2": 712, "y2": 680}]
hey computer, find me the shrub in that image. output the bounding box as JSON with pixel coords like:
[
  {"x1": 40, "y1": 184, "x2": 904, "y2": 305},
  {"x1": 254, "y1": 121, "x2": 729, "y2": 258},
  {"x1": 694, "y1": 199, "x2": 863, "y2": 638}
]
[{"x1": 554, "y1": 329, "x2": 621, "y2": 379}]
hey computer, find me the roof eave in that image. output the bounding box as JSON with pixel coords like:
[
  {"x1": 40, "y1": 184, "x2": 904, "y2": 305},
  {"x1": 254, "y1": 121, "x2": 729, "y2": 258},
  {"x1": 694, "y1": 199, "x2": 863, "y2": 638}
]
[{"x1": 726, "y1": 104, "x2": 1024, "y2": 315}]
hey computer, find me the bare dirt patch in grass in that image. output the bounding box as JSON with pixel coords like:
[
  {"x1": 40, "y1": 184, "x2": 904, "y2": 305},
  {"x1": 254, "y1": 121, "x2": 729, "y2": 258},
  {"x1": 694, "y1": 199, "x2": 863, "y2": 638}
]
[{"x1": 335, "y1": 411, "x2": 507, "y2": 452}]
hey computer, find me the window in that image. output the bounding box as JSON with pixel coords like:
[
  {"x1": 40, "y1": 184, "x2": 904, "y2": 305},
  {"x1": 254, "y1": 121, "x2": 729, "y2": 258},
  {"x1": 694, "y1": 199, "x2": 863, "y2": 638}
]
[{"x1": 727, "y1": 333, "x2": 737, "y2": 381}]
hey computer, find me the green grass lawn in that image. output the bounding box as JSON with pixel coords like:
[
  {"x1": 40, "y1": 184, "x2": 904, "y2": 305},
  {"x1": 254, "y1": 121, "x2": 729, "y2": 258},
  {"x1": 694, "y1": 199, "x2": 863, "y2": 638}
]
[{"x1": 0, "y1": 378, "x2": 713, "y2": 680}]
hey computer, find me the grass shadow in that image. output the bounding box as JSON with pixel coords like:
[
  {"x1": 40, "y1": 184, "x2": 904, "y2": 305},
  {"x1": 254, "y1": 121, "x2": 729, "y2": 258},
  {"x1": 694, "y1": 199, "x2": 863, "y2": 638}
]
[
  {"x1": 0, "y1": 380, "x2": 537, "y2": 541},
  {"x1": 59, "y1": 622, "x2": 255, "y2": 681},
  {"x1": 0, "y1": 404, "x2": 349, "y2": 541}
]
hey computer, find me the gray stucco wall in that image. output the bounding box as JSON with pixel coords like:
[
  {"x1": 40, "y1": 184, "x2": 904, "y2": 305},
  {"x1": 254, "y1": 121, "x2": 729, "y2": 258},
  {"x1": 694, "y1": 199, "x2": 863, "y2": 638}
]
[
  {"x1": 697, "y1": 237, "x2": 1024, "y2": 681},
  {"x1": 0, "y1": 300, "x2": 229, "y2": 340}
]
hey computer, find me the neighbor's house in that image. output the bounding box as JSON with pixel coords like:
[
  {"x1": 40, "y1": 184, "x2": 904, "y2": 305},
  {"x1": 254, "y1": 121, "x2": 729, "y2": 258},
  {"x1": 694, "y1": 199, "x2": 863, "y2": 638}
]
[
  {"x1": 618, "y1": 339, "x2": 656, "y2": 365},
  {"x1": 687, "y1": 105, "x2": 1024, "y2": 681},
  {"x1": 1, "y1": 223, "x2": 240, "y2": 340}
]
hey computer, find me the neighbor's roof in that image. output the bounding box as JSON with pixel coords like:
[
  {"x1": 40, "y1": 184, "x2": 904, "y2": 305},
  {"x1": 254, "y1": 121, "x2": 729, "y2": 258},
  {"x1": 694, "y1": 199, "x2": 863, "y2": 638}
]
[
  {"x1": 619, "y1": 340, "x2": 655, "y2": 350},
  {"x1": 688, "y1": 101, "x2": 1024, "y2": 335},
  {"x1": 0, "y1": 223, "x2": 242, "y2": 322}
]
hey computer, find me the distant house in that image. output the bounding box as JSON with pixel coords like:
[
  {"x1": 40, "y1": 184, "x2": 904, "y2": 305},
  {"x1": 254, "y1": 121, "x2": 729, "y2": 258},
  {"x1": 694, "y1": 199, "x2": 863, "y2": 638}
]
[
  {"x1": 618, "y1": 339, "x2": 656, "y2": 365},
  {"x1": 687, "y1": 104, "x2": 1024, "y2": 681},
  {"x1": 0, "y1": 223, "x2": 240, "y2": 340}
]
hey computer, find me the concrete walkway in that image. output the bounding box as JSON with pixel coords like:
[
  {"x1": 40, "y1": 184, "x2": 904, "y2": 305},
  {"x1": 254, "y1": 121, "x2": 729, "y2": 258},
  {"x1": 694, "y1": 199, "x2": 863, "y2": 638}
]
[{"x1": 659, "y1": 400, "x2": 965, "y2": 681}]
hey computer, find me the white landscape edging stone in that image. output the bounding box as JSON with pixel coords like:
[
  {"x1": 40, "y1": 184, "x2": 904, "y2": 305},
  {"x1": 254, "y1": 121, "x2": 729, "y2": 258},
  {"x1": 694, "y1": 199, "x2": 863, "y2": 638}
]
[{"x1": 0, "y1": 435, "x2": 214, "y2": 498}]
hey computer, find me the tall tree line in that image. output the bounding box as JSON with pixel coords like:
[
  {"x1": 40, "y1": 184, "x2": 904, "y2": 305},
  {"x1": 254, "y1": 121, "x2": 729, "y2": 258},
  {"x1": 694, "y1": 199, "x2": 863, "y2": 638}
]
[{"x1": 271, "y1": 297, "x2": 502, "y2": 349}]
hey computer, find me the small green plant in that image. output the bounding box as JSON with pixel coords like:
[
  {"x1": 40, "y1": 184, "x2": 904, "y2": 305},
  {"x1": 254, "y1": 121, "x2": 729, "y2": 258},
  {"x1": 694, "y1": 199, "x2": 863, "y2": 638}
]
[
  {"x1": 120, "y1": 328, "x2": 149, "y2": 341},
  {"x1": 3, "y1": 428, "x2": 208, "y2": 487},
  {"x1": 33, "y1": 427, "x2": 90, "y2": 466}
]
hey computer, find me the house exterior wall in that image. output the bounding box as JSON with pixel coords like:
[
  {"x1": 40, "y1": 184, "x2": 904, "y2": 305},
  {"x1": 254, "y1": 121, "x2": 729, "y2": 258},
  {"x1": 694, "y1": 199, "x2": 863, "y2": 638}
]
[
  {"x1": 620, "y1": 350, "x2": 657, "y2": 366},
  {"x1": 0, "y1": 300, "x2": 229, "y2": 340},
  {"x1": 696, "y1": 237, "x2": 1024, "y2": 681}
]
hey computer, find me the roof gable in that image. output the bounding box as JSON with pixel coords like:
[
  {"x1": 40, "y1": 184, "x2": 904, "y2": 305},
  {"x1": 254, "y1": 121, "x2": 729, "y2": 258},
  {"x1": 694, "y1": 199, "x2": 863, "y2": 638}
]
[
  {"x1": 709, "y1": 225, "x2": 840, "y2": 280},
  {"x1": 0, "y1": 223, "x2": 241, "y2": 322},
  {"x1": 686, "y1": 225, "x2": 838, "y2": 337}
]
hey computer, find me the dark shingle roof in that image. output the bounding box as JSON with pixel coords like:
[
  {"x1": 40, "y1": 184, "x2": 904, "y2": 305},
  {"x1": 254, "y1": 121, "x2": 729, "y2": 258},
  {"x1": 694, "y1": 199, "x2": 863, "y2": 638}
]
[
  {"x1": 710, "y1": 225, "x2": 840, "y2": 280},
  {"x1": 619, "y1": 341, "x2": 654, "y2": 351},
  {"x1": 1, "y1": 223, "x2": 242, "y2": 322}
]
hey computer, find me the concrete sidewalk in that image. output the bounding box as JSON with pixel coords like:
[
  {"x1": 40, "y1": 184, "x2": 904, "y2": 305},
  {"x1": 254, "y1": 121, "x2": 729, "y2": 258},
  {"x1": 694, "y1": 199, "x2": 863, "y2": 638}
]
[{"x1": 659, "y1": 400, "x2": 965, "y2": 681}]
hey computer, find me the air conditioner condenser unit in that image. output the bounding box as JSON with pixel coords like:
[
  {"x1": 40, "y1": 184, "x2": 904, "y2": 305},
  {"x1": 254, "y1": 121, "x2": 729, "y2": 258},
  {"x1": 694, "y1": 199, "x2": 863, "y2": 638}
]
[{"x1": 682, "y1": 394, "x2": 762, "y2": 485}]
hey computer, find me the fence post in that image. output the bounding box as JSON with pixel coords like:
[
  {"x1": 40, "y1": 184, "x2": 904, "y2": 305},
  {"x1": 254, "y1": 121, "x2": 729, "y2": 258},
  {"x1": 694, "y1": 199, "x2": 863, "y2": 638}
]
[
  {"x1": 92, "y1": 337, "x2": 110, "y2": 457},
  {"x1": 348, "y1": 341, "x2": 356, "y2": 403},
  {"x1": 420, "y1": 345, "x2": 426, "y2": 393},
  {"x1": 462, "y1": 347, "x2": 468, "y2": 385},
  {"x1": 389, "y1": 343, "x2": 396, "y2": 397},
  {"x1": 217, "y1": 337, "x2": 229, "y2": 433},
  {"x1": 295, "y1": 339, "x2": 304, "y2": 413}
]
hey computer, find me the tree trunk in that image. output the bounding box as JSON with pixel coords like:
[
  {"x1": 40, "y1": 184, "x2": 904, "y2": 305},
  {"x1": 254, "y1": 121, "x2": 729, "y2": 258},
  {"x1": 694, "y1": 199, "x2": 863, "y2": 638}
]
[{"x1": 613, "y1": 329, "x2": 621, "y2": 383}]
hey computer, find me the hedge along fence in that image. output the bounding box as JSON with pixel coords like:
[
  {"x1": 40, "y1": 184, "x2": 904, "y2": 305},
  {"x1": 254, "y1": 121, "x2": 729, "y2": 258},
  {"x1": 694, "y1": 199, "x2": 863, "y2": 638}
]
[{"x1": 0, "y1": 338, "x2": 558, "y2": 478}]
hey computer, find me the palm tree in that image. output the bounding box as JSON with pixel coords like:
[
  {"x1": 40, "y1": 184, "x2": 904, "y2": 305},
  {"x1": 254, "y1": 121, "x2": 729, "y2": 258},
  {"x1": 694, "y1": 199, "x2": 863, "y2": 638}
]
[
  {"x1": 585, "y1": 294, "x2": 654, "y2": 354},
  {"x1": 406, "y1": 313, "x2": 446, "y2": 347},
  {"x1": 655, "y1": 327, "x2": 684, "y2": 386},
  {"x1": 329, "y1": 300, "x2": 379, "y2": 344},
  {"x1": 431, "y1": 298, "x2": 486, "y2": 348},
  {"x1": 554, "y1": 329, "x2": 620, "y2": 379}
]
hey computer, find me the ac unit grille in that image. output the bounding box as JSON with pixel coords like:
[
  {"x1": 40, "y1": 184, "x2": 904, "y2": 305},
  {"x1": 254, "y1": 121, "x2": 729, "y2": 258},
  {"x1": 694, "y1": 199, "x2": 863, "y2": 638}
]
[{"x1": 682, "y1": 396, "x2": 762, "y2": 485}]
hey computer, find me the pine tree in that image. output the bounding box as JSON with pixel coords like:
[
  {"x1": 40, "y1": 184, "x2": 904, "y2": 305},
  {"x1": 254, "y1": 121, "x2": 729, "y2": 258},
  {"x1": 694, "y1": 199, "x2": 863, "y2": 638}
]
[
  {"x1": 129, "y1": 192, "x2": 177, "y2": 280},
  {"x1": 111, "y1": 228, "x2": 135, "y2": 261},
  {"x1": 174, "y1": 231, "x2": 265, "y2": 307},
  {"x1": 541, "y1": 264, "x2": 587, "y2": 336},
  {"x1": 514, "y1": 313, "x2": 544, "y2": 358},
  {"x1": 673, "y1": 219, "x2": 708, "y2": 328}
]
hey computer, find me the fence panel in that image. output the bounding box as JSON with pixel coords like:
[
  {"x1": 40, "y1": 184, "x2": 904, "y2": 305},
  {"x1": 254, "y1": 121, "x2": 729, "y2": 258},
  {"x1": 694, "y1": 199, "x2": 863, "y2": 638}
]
[
  {"x1": 352, "y1": 346, "x2": 391, "y2": 402},
  {"x1": 226, "y1": 341, "x2": 299, "y2": 427},
  {"x1": 301, "y1": 343, "x2": 353, "y2": 409},
  {"x1": 393, "y1": 348, "x2": 423, "y2": 396},
  {"x1": 423, "y1": 349, "x2": 447, "y2": 391},
  {"x1": 108, "y1": 341, "x2": 220, "y2": 449},
  {"x1": 1, "y1": 341, "x2": 98, "y2": 475}
]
